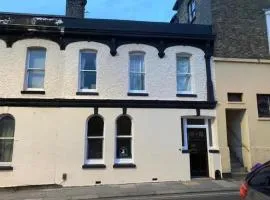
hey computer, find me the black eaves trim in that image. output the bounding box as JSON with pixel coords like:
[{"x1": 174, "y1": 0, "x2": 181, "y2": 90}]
[
  {"x1": 76, "y1": 92, "x2": 99, "y2": 96},
  {"x1": 209, "y1": 150, "x2": 220, "y2": 154},
  {"x1": 82, "y1": 164, "x2": 106, "y2": 169},
  {"x1": 0, "y1": 166, "x2": 13, "y2": 171},
  {"x1": 21, "y1": 91, "x2": 45, "y2": 95},
  {"x1": 127, "y1": 93, "x2": 149, "y2": 97},
  {"x1": 113, "y1": 164, "x2": 136, "y2": 168},
  {"x1": 176, "y1": 94, "x2": 197, "y2": 98}
]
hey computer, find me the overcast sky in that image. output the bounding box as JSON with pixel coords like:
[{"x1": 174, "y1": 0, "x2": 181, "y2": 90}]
[{"x1": 0, "y1": 0, "x2": 176, "y2": 22}]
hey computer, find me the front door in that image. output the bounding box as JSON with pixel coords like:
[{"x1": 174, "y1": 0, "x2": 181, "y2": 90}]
[{"x1": 188, "y1": 128, "x2": 209, "y2": 177}]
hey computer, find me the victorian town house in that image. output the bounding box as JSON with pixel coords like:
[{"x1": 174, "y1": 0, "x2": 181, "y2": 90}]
[
  {"x1": 0, "y1": 0, "x2": 219, "y2": 187},
  {"x1": 172, "y1": 0, "x2": 270, "y2": 178}
]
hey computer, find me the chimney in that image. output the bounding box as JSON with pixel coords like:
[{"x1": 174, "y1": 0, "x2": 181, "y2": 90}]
[{"x1": 66, "y1": 0, "x2": 87, "y2": 18}]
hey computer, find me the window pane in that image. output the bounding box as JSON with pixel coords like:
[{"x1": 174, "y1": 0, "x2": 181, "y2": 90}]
[
  {"x1": 0, "y1": 139, "x2": 13, "y2": 162},
  {"x1": 257, "y1": 95, "x2": 270, "y2": 117},
  {"x1": 88, "y1": 116, "x2": 104, "y2": 137},
  {"x1": 187, "y1": 119, "x2": 205, "y2": 125},
  {"x1": 130, "y1": 54, "x2": 144, "y2": 73},
  {"x1": 177, "y1": 57, "x2": 190, "y2": 74},
  {"x1": 130, "y1": 73, "x2": 145, "y2": 91},
  {"x1": 81, "y1": 52, "x2": 96, "y2": 70},
  {"x1": 0, "y1": 116, "x2": 15, "y2": 138},
  {"x1": 87, "y1": 138, "x2": 103, "y2": 159},
  {"x1": 117, "y1": 116, "x2": 131, "y2": 136},
  {"x1": 27, "y1": 70, "x2": 45, "y2": 88},
  {"x1": 116, "y1": 138, "x2": 132, "y2": 159},
  {"x1": 80, "y1": 71, "x2": 96, "y2": 90},
  {"x1": 28, "y1": 49, "x2": 46, "y2": 69},
  {"x1": 250, "y1": 166, "x2": 270, "y2": 187},
  {"x1": 177, "y1": 75, "x2": 191, "y2": 92}
]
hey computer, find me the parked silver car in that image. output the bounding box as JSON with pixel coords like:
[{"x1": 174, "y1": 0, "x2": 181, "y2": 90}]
[{"x1": 240, "y1": 161, "x2": 270, "y2": 199}]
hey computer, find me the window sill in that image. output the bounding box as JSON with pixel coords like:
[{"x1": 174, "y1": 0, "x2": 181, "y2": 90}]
[
  {"x1": 21, "y1": 90, "x2": 45, "y2": 95},
  {"x1": 209, "y1": 149, "x2": 220, "y2": 154},
  {"x1": 76, "y1": 92, "x2": 99, "y2": 96},
  {"x1": 82, "y1": 164, "x2": 106, "y2": 169},
  {"x1": 258, "y1": 117, "x2": 270, "y2": 121},
  {"x1": 227, "y1": 102, "x2": 245, "y2": 104},
  {"x1": 182, "y1": 149, "x2": 190, "y2": 154},
  {"x1": 113, "y1": 163, "x2": 136, "y2": 168},
  {"x1": 0, "y1": 166, "x2": 13, "y2": 171},
  {"x1": 127, "y1": 92, "x2": 149, "y2": 97},
  {"x1": 176, "y1": 94, "x2": 197, "y2": 98}
]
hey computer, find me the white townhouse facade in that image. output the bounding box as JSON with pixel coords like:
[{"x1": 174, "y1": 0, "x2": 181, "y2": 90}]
[{"x1": 0, "y1": 2, "x2": 221, "y2": 187}]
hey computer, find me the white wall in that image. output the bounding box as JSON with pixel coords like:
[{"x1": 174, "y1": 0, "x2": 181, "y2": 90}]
[{"x1": 0, "y1": 39, "x2": 208, "y2": 101}]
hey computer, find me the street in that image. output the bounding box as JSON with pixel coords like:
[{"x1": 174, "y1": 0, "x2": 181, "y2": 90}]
[{"x1": 99, "y1": 191, "x2": 240, "y2": 200}]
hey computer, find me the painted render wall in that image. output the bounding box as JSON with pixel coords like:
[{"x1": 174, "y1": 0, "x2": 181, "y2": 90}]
[
  {"x1": 215, "y1": 59, "x2": 270, "y2": 173},
  {"x1": 0, "y1": 39, "x2": 209, "y2": 101},
  {"x1": 0, "y1": 107, "x2": 217, "y2": 187}
]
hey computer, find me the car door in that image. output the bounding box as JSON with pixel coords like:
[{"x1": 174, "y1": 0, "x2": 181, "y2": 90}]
[{"x1": 247, "y1": 165, "x2": 270, "y2": 199}]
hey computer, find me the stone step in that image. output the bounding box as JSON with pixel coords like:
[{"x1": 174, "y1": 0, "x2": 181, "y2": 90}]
[{"x1": 231, "y1": 167, "x2": 247, "y2": 173}]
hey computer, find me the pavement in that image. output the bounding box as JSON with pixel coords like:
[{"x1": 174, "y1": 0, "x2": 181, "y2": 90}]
[{"x1": 0, "y1": 178, "x2": 242, "y2": 200}]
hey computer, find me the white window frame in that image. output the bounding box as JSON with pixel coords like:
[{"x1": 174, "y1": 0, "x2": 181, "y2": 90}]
[
  {"x1": 84, "y1": 115, "x2": 104, "y2": 165},
  {"x1": 115, "y1": 115, "x2": 134, "y2": 164},
  {"x1": 265, "y1": 10, "x2": 270, "y2": 53},
  {"x1": 188, "y1": 0, "x2": 196, "y2": 23},
  {"x1": 182, "y1": 118, "x2": 216, "y2": 151},
  {"x1": 128, "y1": 52, "x2": 146, "y2": 94},
  {"x1": 0, "y1": 115, "x2": 15, "y2": 166},
  {"x1": 24, "y1": 48, "x2": 46, "y2": 91},
  {"x1": 176, "y1": 54, "x2": 193, "y2": 94},
  {"x1": 79, "y1": 50, "x2": 98, "y2": 93}
]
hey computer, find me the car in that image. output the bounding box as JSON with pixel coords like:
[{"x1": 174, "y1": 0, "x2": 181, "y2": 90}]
[{"x1": 240, "y1": 161, "x2": 270, "y2": 199}]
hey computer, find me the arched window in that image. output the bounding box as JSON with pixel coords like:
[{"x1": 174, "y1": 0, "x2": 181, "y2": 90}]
[
  {"x1": 86, "y1": 115, "x2": 104, "y2": 164},
  {"x1": 0, "y1": 115, "x2": 15, "y2": 163},
  {"x1": 116, "y1": 115, "x2": 132, "y2": 163}
]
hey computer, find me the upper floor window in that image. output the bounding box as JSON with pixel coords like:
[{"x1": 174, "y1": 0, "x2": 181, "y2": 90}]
[
  {"x1": 257, "y1": 94, "x2": 270, "y2": 118},
  {"x1": 188, "y1": 0, "x2": 196, "y2": 23},
  {"x1": 129, "y1": 52, "x2": 145, "y2": 92},
  {"x1": 0, "y1": 115, "x2": 15, "y2": 163},
  {"x1": 25, "y1": 48, "x2": 46, "y2": 89},
  {"x1": 177, "y1": 55, "x2": 192, "y2": 93},
  {"x1": 265, "y1": 10, "x2": 270, "y2": 53},
  {"x1": 79, "y1": 50, "x2": 97, "y2": 91},
  {"x1": 116, "y1": 115, "x2": 133, "y2": 164},
  {"x1": 85, "y1": 115, "x2": 104, "y2": 164}
]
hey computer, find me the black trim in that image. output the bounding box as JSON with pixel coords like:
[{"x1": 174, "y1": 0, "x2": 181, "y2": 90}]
[
  {"x1": 196, "y1": 109, "x2": 200, "y2": 116},
  {"x1": 0, "y1": 98, "x2": 217, "y2": 109},
  {"x1": 127, "y1": 93, "x2": 149, "y2": 97},
  {"x1": 182, "y1": 150, "x2": 190, "y2": 153},
  {"x1": 205, "y1": 49, "x2": 215, "y2": 102},
  {"x1": 94, "y1": 107, "x2": 98, "y2": 115},
  {"x1": 0, "y1": 166, "x2": 13, "y2": 171},
  {"x1": 76, "y1": 92, "x2": 99, "y2": 96},
  {"x1": 82, "y1": 164, "x2": 106, "y2": 169},
  {"x1": 123, "y1": 108, "x2": 127, "y2": 115},
  {"x1": 222, "y1": 173, "x2": 232, "y2": 179},
  {"x1": 176, "y1": 94, "x2": 197, "y2": 98},
  {"x1": 0, "y1": 12, "x2": 214, "y2": 58},
  {"x1": 209, "y1": 150, "x2": 220, "y2": 154},
  {"x1": 21, "y1": 91, "x2": 45, "y2": 95},
  {"x1": 113, "y1": 163, "x2": 136, "y2": 168}
]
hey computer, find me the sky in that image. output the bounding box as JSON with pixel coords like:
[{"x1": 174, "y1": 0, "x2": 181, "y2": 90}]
[{"x1": 0, "y1": 0, "x2": 176, "y2": 22}]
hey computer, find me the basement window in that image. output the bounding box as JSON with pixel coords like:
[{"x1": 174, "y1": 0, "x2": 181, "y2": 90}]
[{"x1": 227, "y1": 93, "x2": 243, "y2": 102}]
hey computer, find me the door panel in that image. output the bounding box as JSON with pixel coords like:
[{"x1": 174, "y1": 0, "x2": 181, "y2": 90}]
[{"x1": 188, "y1": 128, "x2": 208, "y2": 177}]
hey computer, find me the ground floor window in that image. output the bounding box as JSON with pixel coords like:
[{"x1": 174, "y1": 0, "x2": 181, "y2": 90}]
[
  {"x1": 115, "y1": 115, "x2": 133, "y2": 164},
  {"x1": 0, "y1": 115, "x2": 15, "y2": 163}
]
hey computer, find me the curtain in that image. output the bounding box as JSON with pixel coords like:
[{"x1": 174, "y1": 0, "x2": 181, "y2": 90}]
[
  {"x1": 0, "y1": 116, "x2": 15, "y2": 162},
  {"x1": 130, "y1": 54, "x2": 145, "y2": 91}
]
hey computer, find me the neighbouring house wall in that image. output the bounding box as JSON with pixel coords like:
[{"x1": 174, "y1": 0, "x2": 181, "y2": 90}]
[
  {"x1": 177, "y1": 0, "x2": 212, "y2": 25},
  {"x1": 212, "y1": 0, "x2": 270, "y2": 59},
  {"x1": 0, "y1": 39, "x2": 209, "y2": 101},
  {"x1": 0, "y1": 107, "x2": 217, "y2": 187},
  {"x1": 215, "y1": 59, "x2": 270, "y2": 173}
]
